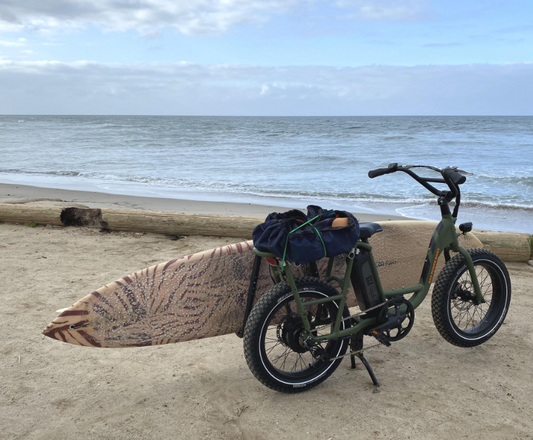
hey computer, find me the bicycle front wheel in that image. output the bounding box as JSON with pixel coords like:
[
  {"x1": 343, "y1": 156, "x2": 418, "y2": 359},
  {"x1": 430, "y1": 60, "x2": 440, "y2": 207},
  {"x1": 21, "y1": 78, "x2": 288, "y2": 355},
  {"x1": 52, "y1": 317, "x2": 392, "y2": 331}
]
[
  {"x1": 431, "y1": 249, "x2": 511, "y2": 347},
  {"x1": 243, "y1": 277, "x2": 350, "y2": 393}
]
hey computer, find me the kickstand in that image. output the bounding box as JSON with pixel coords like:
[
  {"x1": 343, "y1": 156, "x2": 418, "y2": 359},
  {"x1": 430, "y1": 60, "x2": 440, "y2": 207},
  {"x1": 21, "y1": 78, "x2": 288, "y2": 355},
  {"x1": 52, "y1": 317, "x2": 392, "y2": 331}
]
[{"x1": 350, "y1": 332, "x2": 380, "y2": 388}]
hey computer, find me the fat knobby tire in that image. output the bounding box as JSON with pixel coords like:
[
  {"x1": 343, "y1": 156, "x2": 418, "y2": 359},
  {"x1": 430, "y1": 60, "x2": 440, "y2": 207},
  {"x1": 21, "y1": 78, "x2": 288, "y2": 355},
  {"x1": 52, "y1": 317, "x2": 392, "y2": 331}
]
[
  {"x1": 431, "y1": 248, "x2": 511, "y2": 347},
  {"x1": 243, "y1": 277, "x2": 350, "y2": 393}
]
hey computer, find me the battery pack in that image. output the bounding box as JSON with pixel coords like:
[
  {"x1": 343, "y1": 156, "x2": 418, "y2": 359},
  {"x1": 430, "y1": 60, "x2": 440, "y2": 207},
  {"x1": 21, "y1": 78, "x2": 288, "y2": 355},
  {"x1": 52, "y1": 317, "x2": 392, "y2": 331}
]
[{"x1": 350, "y1": 250, "x2": 382, "y2": 311}]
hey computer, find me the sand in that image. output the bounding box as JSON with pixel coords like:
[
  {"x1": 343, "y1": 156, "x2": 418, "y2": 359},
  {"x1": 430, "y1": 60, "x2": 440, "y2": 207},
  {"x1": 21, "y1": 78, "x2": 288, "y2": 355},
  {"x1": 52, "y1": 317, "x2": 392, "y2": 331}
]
[{"x1": 1, "y1": 186, "x2": 533, "y2": 440}]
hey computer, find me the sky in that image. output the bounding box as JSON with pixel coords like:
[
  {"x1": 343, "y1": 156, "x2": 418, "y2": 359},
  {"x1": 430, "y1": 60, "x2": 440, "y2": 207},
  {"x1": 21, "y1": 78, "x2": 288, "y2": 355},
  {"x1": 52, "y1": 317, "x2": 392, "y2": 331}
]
[{"x1": 0, "y1": 0, "x2": 532, "y2": 116}]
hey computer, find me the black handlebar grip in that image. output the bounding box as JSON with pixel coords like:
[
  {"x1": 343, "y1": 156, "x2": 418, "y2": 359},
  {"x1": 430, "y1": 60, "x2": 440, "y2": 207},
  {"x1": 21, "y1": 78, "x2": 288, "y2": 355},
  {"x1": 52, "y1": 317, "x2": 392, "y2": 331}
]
[
  {"x1": 368, "y1": 168, "x2": 390, "y2": 178},
  {"x1": 368, "y1": 163, "x2": 398, "y2": 179},
  {"x1": 443, "y1": 168, "x2": 466, "y2": 186}
]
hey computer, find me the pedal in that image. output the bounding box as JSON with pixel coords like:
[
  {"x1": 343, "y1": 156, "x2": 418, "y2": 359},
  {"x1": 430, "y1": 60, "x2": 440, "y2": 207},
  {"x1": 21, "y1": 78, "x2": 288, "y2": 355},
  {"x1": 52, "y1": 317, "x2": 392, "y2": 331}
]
[
  {"x1": 369, "y1": 330, "x2": 391, "y2": 347},
  {"x1": 366, "y1": 297, "x2": 414, "y2": 344}
]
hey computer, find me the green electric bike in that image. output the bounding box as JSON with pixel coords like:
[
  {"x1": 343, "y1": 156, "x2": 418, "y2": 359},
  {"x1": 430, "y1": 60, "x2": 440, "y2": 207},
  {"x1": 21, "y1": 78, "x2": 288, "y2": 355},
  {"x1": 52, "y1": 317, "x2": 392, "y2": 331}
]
[{"x1": 242, "y1": 164, "x2": 512, "y2": 393}]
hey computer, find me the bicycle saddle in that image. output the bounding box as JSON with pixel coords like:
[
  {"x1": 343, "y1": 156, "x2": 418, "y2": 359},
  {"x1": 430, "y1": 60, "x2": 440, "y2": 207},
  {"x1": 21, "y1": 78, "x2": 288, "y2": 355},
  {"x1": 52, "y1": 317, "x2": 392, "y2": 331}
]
[{"x1": 359, "y1": 222, "x2": 383, "y2": 239}]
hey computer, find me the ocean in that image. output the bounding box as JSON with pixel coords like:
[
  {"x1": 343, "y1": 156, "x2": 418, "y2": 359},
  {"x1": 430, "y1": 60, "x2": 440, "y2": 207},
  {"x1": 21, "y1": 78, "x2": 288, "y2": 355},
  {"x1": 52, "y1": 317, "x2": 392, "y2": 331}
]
[{"x1": 1, "y1": 115, "x2": 532, "y2": 233}]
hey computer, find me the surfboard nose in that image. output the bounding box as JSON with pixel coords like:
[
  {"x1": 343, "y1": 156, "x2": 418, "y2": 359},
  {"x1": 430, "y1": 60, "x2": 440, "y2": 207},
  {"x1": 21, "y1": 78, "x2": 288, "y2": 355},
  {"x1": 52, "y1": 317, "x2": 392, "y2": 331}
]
[
  {"x1": 42, "y1": 318, "x2": 69, "y2": 342},
  {"x1": 42, "y1": 311, "x2": 99, "y2": 346},
  {"x1": 42, "y1": 321, "x2": 62, "y2": 340},
  {"x1": 42, "y1": 323, "x2": 53, "y2": 337}
]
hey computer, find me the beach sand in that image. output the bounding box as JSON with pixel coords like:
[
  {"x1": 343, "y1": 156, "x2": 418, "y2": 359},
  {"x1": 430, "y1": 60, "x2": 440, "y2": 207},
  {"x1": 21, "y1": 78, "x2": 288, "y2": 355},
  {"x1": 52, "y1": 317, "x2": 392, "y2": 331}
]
[{"x1": 1, "y1": 188, "x2": 533, "y2": 440}]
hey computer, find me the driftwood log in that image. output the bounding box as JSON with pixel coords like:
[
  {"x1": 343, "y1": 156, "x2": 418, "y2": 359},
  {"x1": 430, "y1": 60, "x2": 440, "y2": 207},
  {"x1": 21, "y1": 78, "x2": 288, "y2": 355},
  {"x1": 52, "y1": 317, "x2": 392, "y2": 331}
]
[
  {"x1": 0, "y1": 204, "x2": 64, "y2": 227},
  {"x1": 0, "y1": 204, "x2": 261, "y2": 238},
  {"x1": 101, "y1": 208, "x2": 261, "y2": 238},
  {"x1": 0, "y1": 204, "x2": 531, "y2": 263},
  {"x1": 472, "y1": 230, "x2": 532, "y2": 263}
]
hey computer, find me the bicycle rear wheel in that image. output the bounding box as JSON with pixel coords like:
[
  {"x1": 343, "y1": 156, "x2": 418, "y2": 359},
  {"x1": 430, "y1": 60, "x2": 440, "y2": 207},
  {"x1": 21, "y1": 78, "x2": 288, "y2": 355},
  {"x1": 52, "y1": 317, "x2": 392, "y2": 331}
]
[
  {"x1": 243, "y1": 277, "x2": 350, "y2": 393},
  {"x1": 431, "y1": 249, "x2": 511, "y2": 347}
]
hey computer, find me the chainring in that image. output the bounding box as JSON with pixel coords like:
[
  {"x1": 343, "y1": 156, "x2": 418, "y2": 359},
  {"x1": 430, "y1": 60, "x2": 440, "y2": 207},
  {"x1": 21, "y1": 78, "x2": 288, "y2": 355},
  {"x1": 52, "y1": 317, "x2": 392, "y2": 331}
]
[{"x1": 372, "y1": 297, "x2": 415, "y2": 343}]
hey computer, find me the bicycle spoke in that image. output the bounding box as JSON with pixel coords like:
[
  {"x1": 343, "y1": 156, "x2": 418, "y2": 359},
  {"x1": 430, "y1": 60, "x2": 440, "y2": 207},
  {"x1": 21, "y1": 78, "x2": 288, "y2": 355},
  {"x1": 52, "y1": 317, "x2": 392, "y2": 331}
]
[{"x1": 256, "y1": 289, "x2": 345, "y2": 377}]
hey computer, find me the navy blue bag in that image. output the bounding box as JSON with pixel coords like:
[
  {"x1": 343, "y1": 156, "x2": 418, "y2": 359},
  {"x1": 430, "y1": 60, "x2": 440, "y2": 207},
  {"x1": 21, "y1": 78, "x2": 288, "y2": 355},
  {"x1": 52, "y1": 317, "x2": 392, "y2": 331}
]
[{"x1": 252, "y1": 205, "x2": 360, "y2": 264}]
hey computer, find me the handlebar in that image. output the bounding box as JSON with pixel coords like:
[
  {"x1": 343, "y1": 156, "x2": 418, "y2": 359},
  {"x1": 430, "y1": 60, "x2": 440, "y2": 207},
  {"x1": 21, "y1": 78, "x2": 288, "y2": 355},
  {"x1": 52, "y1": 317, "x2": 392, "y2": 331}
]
[
  {"x1": 368, "y1": 163, "x2": 469, "y2": 218},
  {"x1": 368, "y1": 163, "x2": 398, "y2": 179}
]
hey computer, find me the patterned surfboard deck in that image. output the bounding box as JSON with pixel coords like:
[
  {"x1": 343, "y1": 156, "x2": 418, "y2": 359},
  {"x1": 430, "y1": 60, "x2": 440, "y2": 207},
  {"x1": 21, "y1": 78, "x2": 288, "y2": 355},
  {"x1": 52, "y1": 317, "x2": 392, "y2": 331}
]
[{"x1": 42, "y1": 221, "x2": 482, "y2": 348}]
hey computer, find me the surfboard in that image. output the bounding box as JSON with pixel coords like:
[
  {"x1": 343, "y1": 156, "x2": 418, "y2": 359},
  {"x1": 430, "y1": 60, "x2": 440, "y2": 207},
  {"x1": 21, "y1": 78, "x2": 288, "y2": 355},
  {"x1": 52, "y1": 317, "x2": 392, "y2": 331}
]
[{"x1": 42, "y1": 221, "x2": 482, "y2": 348}]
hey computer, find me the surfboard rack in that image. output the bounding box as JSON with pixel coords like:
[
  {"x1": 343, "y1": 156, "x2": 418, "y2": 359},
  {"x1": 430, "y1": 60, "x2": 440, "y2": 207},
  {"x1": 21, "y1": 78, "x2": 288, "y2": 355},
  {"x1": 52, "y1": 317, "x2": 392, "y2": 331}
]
[
  {"x1": 236, "y1": 255, "x2": 263, "y2": 338},
  {"x1": 236, "y1": 254, "x2": 323, "y2": 338}
]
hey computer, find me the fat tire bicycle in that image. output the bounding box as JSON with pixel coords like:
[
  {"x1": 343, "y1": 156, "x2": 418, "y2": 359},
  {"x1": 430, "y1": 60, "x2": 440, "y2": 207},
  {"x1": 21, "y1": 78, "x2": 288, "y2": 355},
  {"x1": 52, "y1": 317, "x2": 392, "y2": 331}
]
[{"x1": 240, "y1": 164, "x2": 511, "y2": 393}]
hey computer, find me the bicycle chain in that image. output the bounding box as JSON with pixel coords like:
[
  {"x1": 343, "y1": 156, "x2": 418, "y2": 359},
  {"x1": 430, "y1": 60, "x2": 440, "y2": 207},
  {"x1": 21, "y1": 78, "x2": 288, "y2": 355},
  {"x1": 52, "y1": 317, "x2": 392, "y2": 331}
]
[
  {"x1": 312, "y1": 300, "x2": 387, "y2": 333},
  {"x1": 327, "y1": 341, "x2": 385, "y2": 362},
  {"x1": 310, "y1": 301, "x2": 391, "y2": 362},
  {"x1": 342, "y1": 300, "x2": 388, "y2": 322}
]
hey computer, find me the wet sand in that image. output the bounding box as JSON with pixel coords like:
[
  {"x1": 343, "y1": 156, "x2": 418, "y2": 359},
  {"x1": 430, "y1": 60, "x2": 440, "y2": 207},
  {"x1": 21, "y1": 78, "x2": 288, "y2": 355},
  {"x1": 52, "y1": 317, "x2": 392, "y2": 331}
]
[{"x1": 0, "y1": 182, "x2": 407, "y2": 221}]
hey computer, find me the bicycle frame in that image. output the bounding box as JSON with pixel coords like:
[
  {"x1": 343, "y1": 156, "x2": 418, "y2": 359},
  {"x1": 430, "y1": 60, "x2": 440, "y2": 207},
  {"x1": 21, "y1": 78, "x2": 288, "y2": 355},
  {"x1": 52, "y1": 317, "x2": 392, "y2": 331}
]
[
  {"x1": 252, "y1": 208, "x2": 484, "y2": 345},
  {"x1": 242, "y1": 164, "x2": 509, "y2": 392}
]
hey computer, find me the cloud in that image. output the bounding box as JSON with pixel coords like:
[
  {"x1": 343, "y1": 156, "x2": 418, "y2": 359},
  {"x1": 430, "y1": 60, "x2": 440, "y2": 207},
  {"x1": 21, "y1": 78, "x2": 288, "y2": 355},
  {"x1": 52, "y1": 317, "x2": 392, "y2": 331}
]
[
  {"x1": 0, "y1": 0, "x2": 434, "y2": 35},
  {"x1": 0, "y1": 0, "x2": 303, "y2": 35},
  {"x1": 334, "y1": 0, "x2": 434, "y2": 21},
  {"x1": 0, "y1": 60, "x2": 531, "y2": 115},
  {"x1": 0, "y1": 37, "x2": 27, "y2": 46}
]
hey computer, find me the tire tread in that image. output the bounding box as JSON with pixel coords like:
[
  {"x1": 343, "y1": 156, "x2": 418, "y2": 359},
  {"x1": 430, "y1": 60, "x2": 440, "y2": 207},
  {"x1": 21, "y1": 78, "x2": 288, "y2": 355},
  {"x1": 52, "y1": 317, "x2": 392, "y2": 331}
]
[{"x1": 431, "y1": 248, "x2": 511, "y2": 347}]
